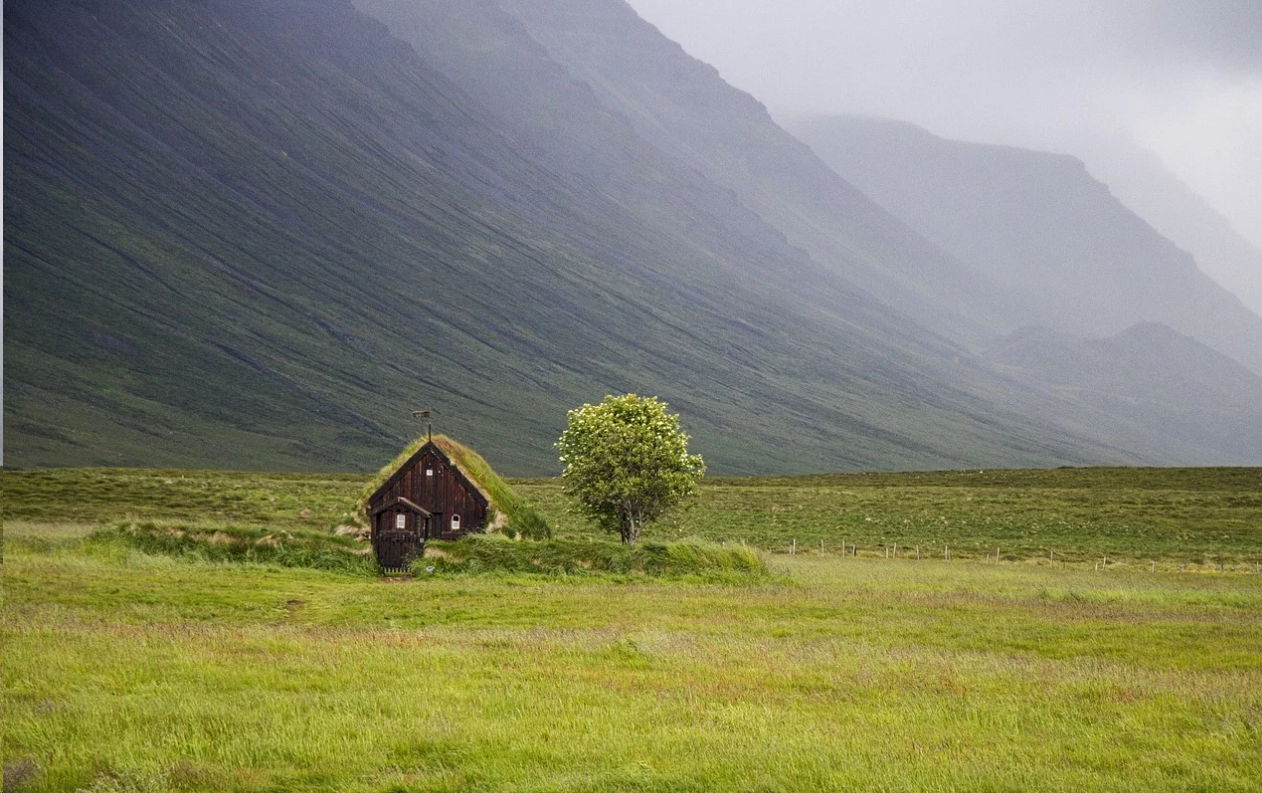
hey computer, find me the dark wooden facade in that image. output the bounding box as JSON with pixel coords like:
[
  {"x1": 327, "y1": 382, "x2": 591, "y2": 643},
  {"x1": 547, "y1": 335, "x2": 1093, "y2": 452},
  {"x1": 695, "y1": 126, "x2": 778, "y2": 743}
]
[{"x1": 367, "y1": 441, "x2": 490, "y2": 570}]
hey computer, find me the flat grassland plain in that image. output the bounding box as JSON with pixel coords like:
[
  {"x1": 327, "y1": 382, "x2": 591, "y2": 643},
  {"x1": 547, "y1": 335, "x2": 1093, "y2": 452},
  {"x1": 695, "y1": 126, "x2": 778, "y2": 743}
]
[{"x1": 4, "y1": 467, "x2": 1262, "y2": 792}]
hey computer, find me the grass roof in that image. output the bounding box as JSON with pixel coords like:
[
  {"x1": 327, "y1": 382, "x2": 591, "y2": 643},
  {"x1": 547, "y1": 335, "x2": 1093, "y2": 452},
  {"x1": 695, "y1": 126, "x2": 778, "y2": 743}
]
[{"x1": 358, "y1": 435, "x2": 550, "y2": 539}]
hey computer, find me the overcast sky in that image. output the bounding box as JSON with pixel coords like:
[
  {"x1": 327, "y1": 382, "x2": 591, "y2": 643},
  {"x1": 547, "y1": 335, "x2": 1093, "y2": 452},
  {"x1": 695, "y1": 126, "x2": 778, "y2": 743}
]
[{"x1": 625, "y1": 0, "x2": 1262, "y2": 250}]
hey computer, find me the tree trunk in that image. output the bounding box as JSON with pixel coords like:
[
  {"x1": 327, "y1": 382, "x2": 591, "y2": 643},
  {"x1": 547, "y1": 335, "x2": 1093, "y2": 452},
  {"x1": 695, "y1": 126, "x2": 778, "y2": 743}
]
[{"x1": 622, "y1": 509, "x2": 642, "y2": 546}]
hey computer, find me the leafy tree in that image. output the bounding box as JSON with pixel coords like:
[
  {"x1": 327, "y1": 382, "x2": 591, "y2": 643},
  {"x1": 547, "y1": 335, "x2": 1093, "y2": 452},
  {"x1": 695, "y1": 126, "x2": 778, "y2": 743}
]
[{"x1": 556, "y1": 394, "x2": 705, "y2": 546}]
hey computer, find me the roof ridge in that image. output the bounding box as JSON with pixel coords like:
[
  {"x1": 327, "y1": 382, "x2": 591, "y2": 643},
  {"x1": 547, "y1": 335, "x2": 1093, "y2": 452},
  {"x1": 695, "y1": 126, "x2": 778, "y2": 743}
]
[{"x1": 358, "y1": 434, "x2": 510, "y2": 521}]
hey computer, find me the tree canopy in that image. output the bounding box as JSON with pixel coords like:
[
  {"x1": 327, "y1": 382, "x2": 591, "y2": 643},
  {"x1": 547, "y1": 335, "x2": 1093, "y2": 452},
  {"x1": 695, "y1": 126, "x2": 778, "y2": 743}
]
[{"x1": 556, "y1": 394, "x2": 705, "y2": 545}]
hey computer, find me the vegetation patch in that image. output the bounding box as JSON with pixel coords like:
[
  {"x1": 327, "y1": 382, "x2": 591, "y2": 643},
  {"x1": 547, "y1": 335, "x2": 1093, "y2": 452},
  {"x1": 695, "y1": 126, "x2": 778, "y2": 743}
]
[
  {"x1": 8, "y1": 466, "x2": 1262, "y2": 565},
  {"x1": 417, "y1": 535, "x2": 767, "y2": 579},
  {"x1": 2, "y1": 467, "x2": 364, "y2": 532},
  {"x1": 518, "y1": 467, "x2": 1262, "y2": 565},
  {"x1": 6, "y1": 515, "x2": 1262, "y2": 791},
  {"x1": 90, "y1": 521, "x2": 374, "y2": 576}
]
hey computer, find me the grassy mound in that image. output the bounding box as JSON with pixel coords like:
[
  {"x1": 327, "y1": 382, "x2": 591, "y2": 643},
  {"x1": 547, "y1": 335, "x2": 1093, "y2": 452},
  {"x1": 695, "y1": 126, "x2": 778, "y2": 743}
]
[
  {"x1": 90, "y1": 521, "x2": 375, "y2": 575},
  {"x1": 358, "y1": 435, "x2": 550, "y2": 539},
  {"x1": 417, "y1": 535, "x2": 768, "y2": 580}
]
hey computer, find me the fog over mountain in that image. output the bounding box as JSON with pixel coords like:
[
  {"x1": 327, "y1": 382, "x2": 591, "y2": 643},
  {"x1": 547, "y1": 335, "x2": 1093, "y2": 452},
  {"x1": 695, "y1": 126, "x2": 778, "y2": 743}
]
[
  {"x1": 792, "y1": 115, "x2": 1262, "y2": 376},
  {"x1": 1074, "y1": 134, "x2": 1262, "y2": 320},
  {"x1": 6, "y1": 0, "x2": 1261, "y2": 473},
  {"x1": 3, "y1": 0, "x2": 1127, "y2": 473},
  {"x1": 626, "y1": 0, "x2": 1262, "y2": 274}
]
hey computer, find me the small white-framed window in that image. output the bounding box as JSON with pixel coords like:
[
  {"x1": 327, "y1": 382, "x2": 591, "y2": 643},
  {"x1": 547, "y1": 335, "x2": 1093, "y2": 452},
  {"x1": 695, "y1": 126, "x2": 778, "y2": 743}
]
[
  {"x1": 395, "y1": 513, "x2": 407, "y2": 530},
  {"x1": 425, "y1": 468, "x2": 434, "y2": 477},
  {"x1": 451, "y1": 514, "x2": 461, "y2": 531}
]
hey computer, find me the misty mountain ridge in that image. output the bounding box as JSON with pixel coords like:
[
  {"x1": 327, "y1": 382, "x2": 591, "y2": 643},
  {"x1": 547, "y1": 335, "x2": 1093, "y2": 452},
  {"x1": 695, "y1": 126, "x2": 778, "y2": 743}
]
[
  {"x1": 1074, "y1": 135, "x2": 1262, "y2": 320},
  {"x1": 6, "y1": 0, "x2": 1260, "y2": 474},
  {"x1": 791, "y1": 114, "x2": 1262, "y2": 377},
  {"x1": 475, "y1": 0, "x2": 1034, "y2": 344}
]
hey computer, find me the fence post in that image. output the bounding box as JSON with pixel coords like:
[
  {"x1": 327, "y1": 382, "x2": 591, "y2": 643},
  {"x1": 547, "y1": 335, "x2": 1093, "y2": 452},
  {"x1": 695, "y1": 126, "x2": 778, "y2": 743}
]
[{"x1": 791, "y1": 538, "x2": 796, "y2": 555}]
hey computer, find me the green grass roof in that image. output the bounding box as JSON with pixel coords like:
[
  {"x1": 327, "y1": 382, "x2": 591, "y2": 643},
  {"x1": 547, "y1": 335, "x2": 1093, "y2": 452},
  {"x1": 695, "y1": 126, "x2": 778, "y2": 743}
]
[{"x1": 358, "y1": 435, "x2": 550, "y2": 538}]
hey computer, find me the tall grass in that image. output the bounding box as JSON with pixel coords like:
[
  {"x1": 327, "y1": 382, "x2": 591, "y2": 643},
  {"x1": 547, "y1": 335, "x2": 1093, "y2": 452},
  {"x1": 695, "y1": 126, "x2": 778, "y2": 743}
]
[
  {"x1": 6, "y1": 466, "x2": 1262, "y2": 562},
  {"x1": 518, "y1": 467, "x2": 1262, "y2": 563},
  {"x1": 88, "y1": 521, "x2": 376, "y2": 576},
  {"x1": 420, "y1": 534, "x2": 767, "y2": 579},
  {"x1": 4, "y1": 530, "x2": 1261, "y2": 792}
]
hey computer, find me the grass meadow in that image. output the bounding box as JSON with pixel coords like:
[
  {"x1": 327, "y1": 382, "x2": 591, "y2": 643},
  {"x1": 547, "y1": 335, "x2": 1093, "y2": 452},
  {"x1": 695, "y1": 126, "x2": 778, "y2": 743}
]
[{"x1": 4, "y1": 467, "x2": 1262, "y2": 791}]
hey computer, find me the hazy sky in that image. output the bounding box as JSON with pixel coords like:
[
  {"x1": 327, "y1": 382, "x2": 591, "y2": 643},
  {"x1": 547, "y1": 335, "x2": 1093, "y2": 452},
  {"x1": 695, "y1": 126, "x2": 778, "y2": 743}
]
[{"x1": 625, "y1": 0, "x2": 1262, "y2": 250}]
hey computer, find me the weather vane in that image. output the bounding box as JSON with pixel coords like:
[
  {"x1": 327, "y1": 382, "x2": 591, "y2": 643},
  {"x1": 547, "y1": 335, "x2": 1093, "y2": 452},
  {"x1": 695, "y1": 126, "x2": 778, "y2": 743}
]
[{"x1": 412, "y1": 408, "x2": 435, "y2": 440}]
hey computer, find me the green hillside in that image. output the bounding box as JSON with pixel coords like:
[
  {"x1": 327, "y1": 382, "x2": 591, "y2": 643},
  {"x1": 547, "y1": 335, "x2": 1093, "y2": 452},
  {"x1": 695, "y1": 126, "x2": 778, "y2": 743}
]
[
  {"x1": 8, "y1": 0, "x2": 1260, "y2": 474},
  {"x1": 5, "y1": 0, "x2": 1152, "y2": 475}
]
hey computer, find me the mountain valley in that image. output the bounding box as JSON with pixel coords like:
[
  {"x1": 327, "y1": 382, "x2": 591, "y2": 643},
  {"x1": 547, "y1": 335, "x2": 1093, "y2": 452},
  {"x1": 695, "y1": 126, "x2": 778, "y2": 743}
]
[{"x1": 5, "y1": 0, "x2": 1260, "y2": 474}]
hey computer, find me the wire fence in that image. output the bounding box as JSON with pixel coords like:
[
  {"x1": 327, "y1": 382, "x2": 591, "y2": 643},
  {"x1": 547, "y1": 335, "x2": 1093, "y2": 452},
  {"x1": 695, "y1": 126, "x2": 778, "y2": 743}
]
[{"x1": 765, "y1": 539, "x2": 1262, "y2": 573}]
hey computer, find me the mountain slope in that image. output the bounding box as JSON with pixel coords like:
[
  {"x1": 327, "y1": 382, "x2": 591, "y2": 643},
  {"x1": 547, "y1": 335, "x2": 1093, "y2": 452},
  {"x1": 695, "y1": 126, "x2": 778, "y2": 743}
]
[
  {"x1": 792, "y1": 115, "x2": 1262, "y2": 376},
  {"x1": 457, "y1": 0, "x2": 1030, "y2": 345},
  {"x1": 985, "y1": 324, "x2": 1262, "y2": 464},
  {"x1": 8, "y1": 0, "x2": 1149, "y2": 474},
  {"x1": 1076, "y1": 137, "x2": 1262, "y2": 320}
]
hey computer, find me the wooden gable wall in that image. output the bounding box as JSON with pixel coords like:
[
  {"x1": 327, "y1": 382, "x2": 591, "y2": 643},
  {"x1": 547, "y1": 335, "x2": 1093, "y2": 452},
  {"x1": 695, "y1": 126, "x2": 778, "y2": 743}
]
[{"x1": 369, "y1": 444, "x2": 489, "y2": 540}]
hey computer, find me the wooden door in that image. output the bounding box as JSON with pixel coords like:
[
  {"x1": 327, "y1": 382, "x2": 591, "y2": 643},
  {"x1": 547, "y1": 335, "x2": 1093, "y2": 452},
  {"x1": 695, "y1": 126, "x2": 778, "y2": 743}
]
[{"x1": 374, "y1": 508, "x2": 421, "y2": 572}]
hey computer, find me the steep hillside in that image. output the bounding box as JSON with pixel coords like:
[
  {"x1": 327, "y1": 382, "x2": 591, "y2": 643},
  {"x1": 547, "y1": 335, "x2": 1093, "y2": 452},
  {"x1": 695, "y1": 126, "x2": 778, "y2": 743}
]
[
  {"x1": 7, "y1": 0, "x2": 1139, "y2": 474},
  {"x1": 458, "y1": 0, "x2": 1030, "y2": 344},
  {"x1": 1077, "y1": 137, "x2": 1262, "y2": 320},
  {"x1": 792, "y1": 115, "x2": 1262, "y2": 376},
  {"x1": 9, "y1": 0, "x2": 1260, "y2": 474},
  {"x1": 985, "y1": 324, "x2": 1262, "y2": 464}
]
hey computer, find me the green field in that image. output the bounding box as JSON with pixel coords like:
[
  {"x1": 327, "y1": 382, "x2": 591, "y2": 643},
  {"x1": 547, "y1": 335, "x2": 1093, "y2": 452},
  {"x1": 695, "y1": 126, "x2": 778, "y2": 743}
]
[
  {"x1": 8, "y1": 466, "x2": 1262, "y2": 566},
  {"x1": 4, "y1": 467, "x2": 1262, "y2": 791}
]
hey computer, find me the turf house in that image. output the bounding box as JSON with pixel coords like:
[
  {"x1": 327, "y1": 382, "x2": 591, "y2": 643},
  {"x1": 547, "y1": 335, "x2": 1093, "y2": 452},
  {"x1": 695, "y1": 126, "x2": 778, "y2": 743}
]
[{"x1": 361, "y1": 435, "x2": 547, "y2": 570}]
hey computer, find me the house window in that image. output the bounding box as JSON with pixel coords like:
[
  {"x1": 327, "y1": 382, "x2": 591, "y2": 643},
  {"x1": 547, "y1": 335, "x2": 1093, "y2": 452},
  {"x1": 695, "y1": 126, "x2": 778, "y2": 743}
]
[
  {"x1": 451, "y1": 514, "x2": 461, "y2": 531},
  {"x1": 395, "y1": 513, "x2": 407, "y2": 530},
  {"x1": 425, "y1": 468, "x2": 434, "y2": 477}
]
